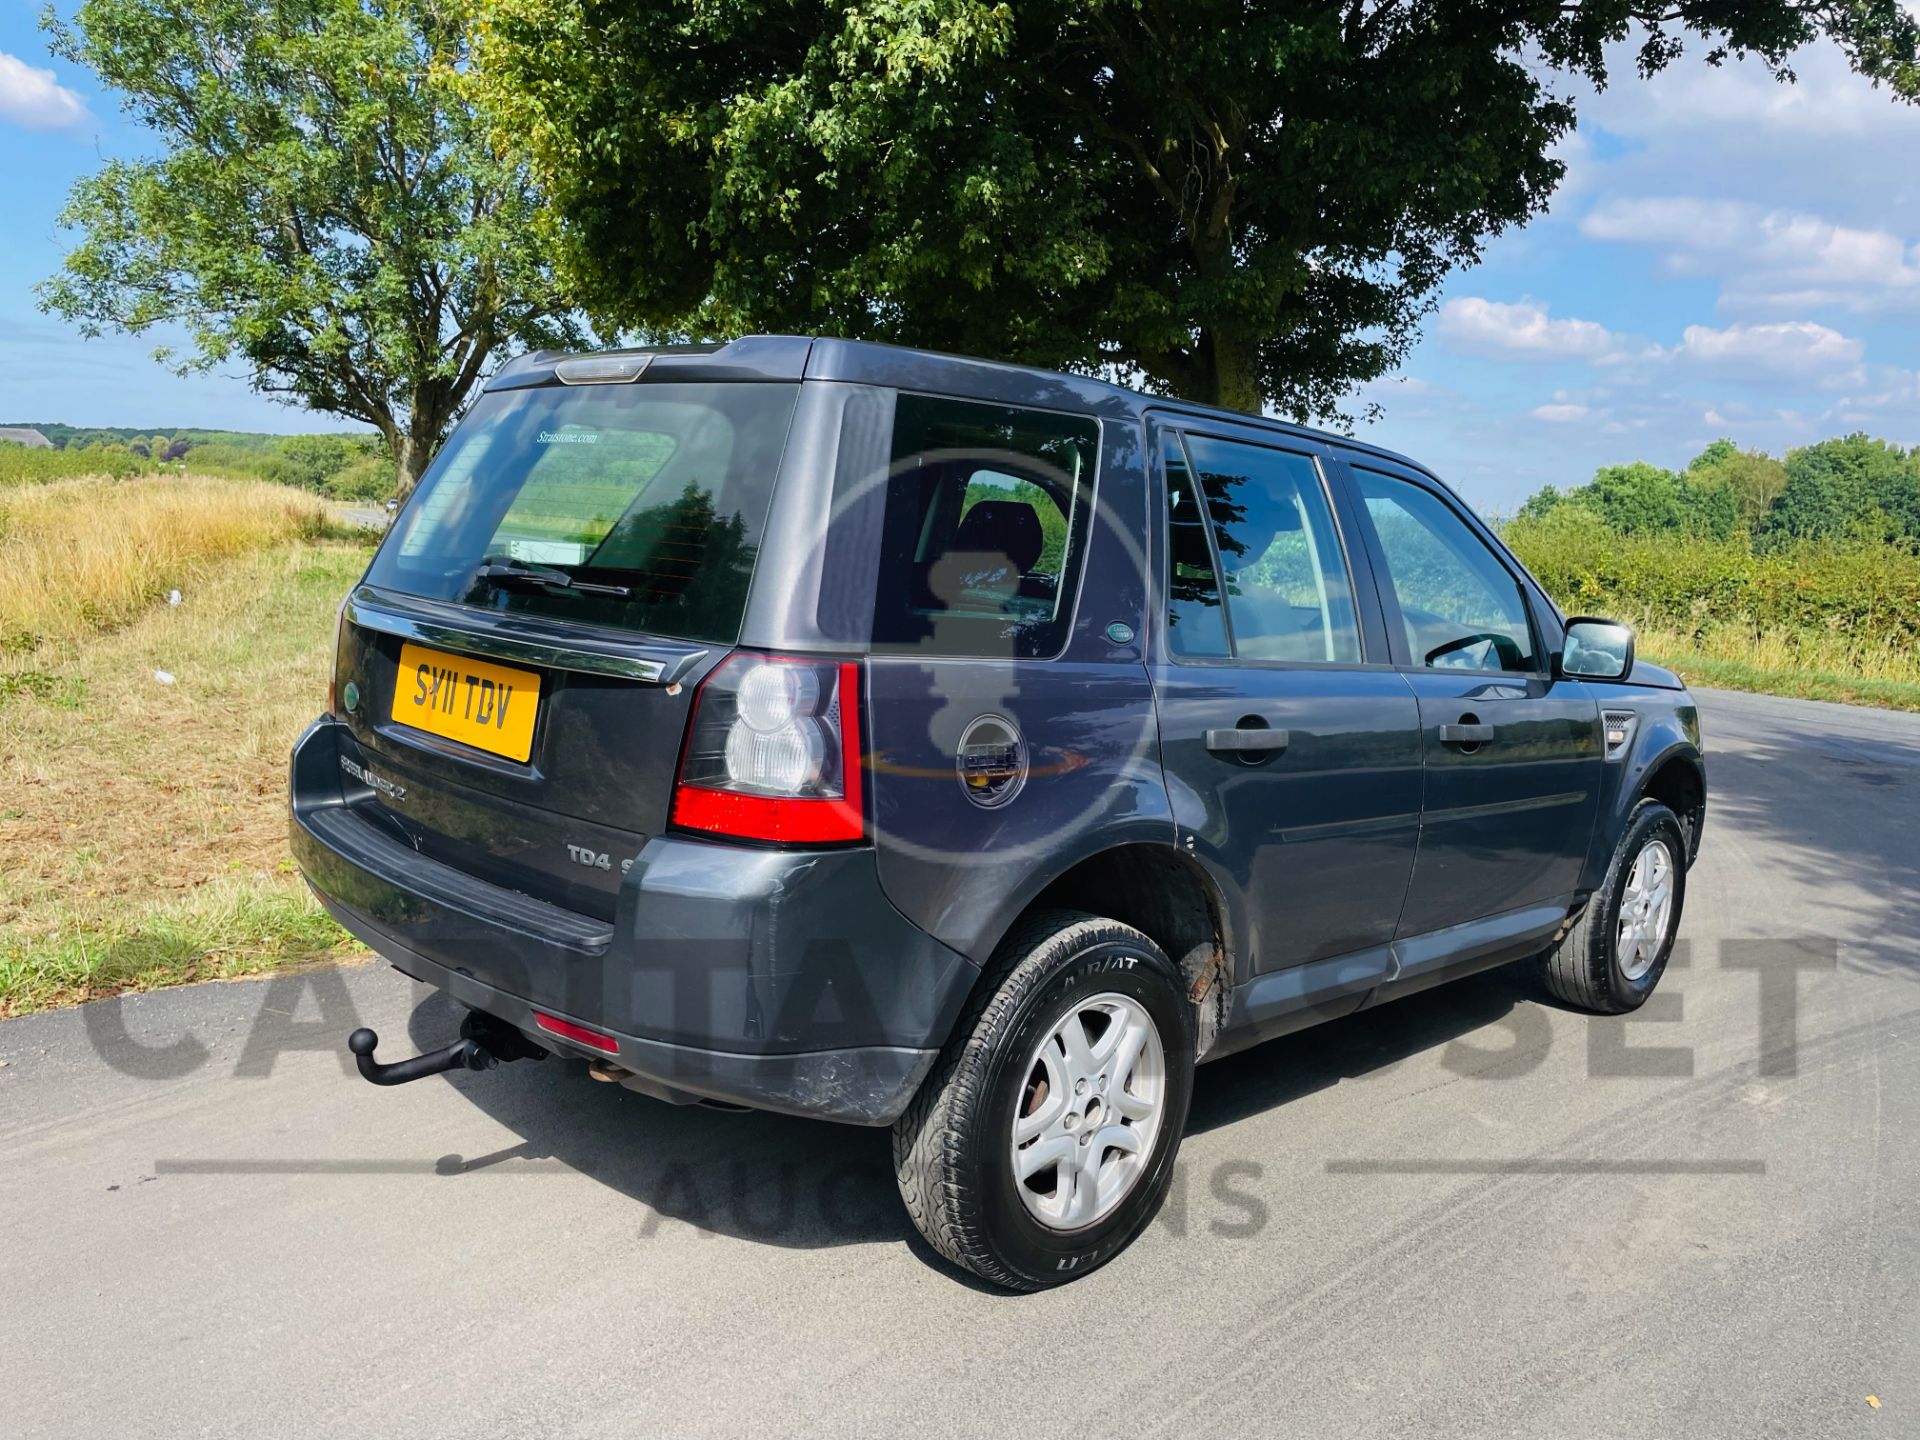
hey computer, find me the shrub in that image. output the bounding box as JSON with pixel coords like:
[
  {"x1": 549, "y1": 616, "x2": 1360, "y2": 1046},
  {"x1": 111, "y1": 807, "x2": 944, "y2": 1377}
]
[
  {"x1": 323, "y1": 455, "x2": 394, "y2": 500},
  {"x1": 1503, "y1": 510, "x2": 1920, "y2": 664}
]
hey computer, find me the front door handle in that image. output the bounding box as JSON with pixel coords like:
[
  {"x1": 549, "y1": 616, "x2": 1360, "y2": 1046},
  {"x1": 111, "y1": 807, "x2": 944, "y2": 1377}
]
[
  {"x1": 1439, "y1": 722, "x2": 1496, "y2": 746},
  {"x1": 1205, "y1": 727, "x2": 1289, "y2": 754}
]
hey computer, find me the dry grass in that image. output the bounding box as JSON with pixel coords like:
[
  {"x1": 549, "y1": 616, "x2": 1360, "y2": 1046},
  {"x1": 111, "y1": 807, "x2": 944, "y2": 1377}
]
[
  {"x1": 0, "y1": 525, "x2": 374, "y2": 1016},
  {"x1": 1638, "y1": 624, "x2": 1920, "y2": 712},
  {"x1": 0, "y1": 473, "x2": 334, "y2": 655}
]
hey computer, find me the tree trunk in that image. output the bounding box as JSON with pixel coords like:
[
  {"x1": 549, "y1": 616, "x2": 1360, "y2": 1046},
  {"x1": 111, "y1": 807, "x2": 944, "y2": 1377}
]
[
  {"x1": 392, "y1": 436, "x2": 428, "y2": 497},
  {"x1": 1201, "y1": 327, "x2": 1263, "y2": 415}
]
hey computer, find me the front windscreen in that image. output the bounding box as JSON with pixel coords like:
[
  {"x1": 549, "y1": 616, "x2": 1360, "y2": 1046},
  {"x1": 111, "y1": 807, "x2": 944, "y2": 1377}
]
[{"x1": 365, "y1": 381, "x2": 800, "y2": 644}]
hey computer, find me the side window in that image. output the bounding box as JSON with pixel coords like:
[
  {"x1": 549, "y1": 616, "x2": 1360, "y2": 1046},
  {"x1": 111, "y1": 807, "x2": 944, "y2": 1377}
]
[
  {"x1": 1355, "y1": 469, "x2": 1538, "y2": 673},
  {"x1": 865, "y1": 394, "x2": 1099, "y2": 659},
  {"x1": 1169, "y1": 434, "x2": 1362, "y2": 664},
  {"x1": 1162, "y1": 432, "x2": 1230, "y2": 657}
]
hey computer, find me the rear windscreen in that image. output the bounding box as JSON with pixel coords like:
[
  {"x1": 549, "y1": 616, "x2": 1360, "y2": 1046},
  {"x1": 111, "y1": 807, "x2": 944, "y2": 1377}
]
[{"x1": 365, "y1": 381, "x2": 799, "y2": 644}]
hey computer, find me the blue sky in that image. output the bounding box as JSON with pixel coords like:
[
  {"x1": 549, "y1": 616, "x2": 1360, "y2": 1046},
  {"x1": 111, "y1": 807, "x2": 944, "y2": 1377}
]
[{"x1": 3, "y1": 10, "x2": 1918, "y2": 512}]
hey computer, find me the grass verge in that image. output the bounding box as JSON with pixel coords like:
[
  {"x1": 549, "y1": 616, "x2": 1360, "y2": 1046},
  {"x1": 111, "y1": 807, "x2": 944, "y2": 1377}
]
[
  {"x1": 1, "y1": 530, "x2": 373, "y2": 1017},
  {"x1": 0, "y1": 881, "x2": 355, "y2": 1016},
  {"x1": 0, "y1": 473, "x2": 340, "y2": 655},
  {"x1": 1639, "y1": 632, "x2": 1920, "y2": 712}
]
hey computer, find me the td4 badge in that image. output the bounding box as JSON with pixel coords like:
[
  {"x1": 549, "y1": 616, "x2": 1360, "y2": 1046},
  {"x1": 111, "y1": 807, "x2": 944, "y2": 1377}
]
[{"x1": 566, "y1": 844, "x2": 636, "y2": 875}]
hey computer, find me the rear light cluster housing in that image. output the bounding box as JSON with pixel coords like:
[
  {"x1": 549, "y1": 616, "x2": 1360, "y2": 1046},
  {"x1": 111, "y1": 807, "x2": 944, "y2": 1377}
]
[{"x1": 672, "y1": 653, "x2": 864, "y2": 844}]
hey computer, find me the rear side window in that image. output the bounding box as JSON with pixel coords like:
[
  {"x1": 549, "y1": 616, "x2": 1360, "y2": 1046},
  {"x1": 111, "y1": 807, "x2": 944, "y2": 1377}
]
[
  {"x1": 1163, "y1": 433, "x2": 1230, "y2": 657},
  {"x1": 1162, "y1": 432, "x2": 1361, "y2": 664},
  {"x1": 863, "y1": 394, "x2": 1099, "y2": 658},
  {"x1": 366, "y1": 382, "x2": 799, "y2": 644}
]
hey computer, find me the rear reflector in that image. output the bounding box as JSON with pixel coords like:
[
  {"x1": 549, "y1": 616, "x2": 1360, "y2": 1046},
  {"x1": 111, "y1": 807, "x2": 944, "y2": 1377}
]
[{"x1": 534, "y1": 1012, "x2": 619, "y2": 1054}]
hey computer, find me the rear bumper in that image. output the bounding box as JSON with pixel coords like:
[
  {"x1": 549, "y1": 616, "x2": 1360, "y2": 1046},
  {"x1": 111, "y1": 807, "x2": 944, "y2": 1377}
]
[{"x1": 290, "y1": 717, "x2": 975, "y2": 1124}]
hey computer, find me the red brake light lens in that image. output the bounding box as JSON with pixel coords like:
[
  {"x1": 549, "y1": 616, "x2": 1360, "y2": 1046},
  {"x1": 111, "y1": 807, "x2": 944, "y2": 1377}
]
[{"x1": 672, "y1": 654, "x2": 864, "y2": 844}]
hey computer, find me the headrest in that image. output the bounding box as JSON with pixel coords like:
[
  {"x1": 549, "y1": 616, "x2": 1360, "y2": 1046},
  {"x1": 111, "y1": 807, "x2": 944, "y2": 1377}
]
[{"x1": 951, "y1": 500, "x2": 1044, "y2": 574}]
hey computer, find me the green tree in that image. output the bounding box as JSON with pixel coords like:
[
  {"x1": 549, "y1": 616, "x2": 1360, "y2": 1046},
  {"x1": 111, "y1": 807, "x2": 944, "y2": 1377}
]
[
  {"x1": 1689, "y1": 446, "x2": 1788, "y2": 535},
  {"x1": 1515, "y1": 485, "x2": 1566, "y2": 523},
  {"x1": 1769, "y1": 434, "x2": 1920, "y2": 544},
  {"x1": 39, "y1": 0, "x2": 588, "y2": 493},
  {"x1": 469, "y1": 0, "x2": 1920, "y2": 417},
  {"x1": 1516, "y1": 459, "x2": 1738, "y2": 538},
  {"x1": 1681, "y1": 471, "x2": 1740, "y2": 540},
  {"x1": 1582, "y1": 462, "x2": 1689, "y2": 535},
  {"x1": 1686, "y1": 439, "x2": 1740, "y2": 474},
  {"x1": 273, "y1": 433, "x2": 383, "y2": 492}
]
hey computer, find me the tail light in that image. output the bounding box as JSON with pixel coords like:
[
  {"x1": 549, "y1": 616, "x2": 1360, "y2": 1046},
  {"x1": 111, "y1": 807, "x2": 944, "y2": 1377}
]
[
  {"x1": 672, "y1": 653, "x2": 864, "y2": 844},
  {"x1": 327, "y1": 597, "x2": 348, "y2": 715}
]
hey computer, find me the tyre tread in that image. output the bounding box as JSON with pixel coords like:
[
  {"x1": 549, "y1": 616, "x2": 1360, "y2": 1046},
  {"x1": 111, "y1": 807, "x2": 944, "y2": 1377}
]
[
  {"x1": 1540, "y1": 798, "x2": 1682, "y2": 1014},
  {"x1": 891, "y1": 909, "x2": 1170, "y2": 1290}
]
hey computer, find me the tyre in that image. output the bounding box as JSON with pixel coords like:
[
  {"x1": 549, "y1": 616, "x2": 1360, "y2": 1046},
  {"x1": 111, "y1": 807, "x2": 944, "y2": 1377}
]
[
  {"x1": 892, "y1": 909, "x2": 1195, "y2": 1290},
  {"x1": 1541, "y1": 799, "x2": 1687, "y2": 1013}
]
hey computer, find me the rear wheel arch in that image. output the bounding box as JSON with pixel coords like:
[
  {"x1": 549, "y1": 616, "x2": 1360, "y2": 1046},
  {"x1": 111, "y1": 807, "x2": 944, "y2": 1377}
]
[{"x1": 986, "y1": 843, "x2": 1234, "y2": 1059}]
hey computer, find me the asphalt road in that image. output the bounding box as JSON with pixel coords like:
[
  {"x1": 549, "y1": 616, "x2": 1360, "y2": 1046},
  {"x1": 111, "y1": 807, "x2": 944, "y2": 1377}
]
[
  {"x1": 4, "y1": 687, "x2": 1917, "y2": 1438},
  {"x1": 328, "y1": 502, "x2": 388, "y2": 531}
]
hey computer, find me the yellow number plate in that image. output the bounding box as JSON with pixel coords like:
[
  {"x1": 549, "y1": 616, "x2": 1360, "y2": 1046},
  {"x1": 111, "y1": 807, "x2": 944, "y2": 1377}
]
[{"x1": 392, "y1": 643, "x2": 541, "y2": 762}]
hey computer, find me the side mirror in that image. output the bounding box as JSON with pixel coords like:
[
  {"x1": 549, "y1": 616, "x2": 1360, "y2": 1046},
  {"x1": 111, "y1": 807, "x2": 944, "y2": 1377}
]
[{"x1": 1559, "y1": 617, "x2": 1635, "y2": 681}]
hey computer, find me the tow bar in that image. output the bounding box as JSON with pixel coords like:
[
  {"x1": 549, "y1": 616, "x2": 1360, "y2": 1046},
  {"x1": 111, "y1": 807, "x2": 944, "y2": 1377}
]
[{"x1": 348, "y1": 1011, "x2": 546, "y2": 1087}]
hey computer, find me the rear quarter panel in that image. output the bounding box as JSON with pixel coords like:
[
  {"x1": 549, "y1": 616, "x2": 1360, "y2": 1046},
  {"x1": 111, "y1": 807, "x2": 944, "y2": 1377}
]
[{"x1": 865, "y1": 415, "x2": 1174, "y2": 964}]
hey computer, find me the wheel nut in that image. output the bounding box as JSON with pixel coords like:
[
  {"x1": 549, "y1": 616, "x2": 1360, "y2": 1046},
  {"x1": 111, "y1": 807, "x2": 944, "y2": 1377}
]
[{"x1": 1075, "y1": 1078, "x2": 1087, "y2": 1095}]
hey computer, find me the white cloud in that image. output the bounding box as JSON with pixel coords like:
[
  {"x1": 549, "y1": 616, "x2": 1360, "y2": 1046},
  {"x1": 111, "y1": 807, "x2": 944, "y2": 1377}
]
[
  {"x1": 1531, "y1": 402, "x2": 1592, "y2": 422},
  {"x1": 0, "y1": 50, "x2": 91, "y2": 132},
  {"x1": 1672, "y1": 320, "x2": 1865, "y2": 384},
  {"x1": 1437, "y1": 298, "x2": 1621, "y2": 359},
  {"x1": 1821, "y1": 369, "x2": 1920, "y2": 437},
  {"x1": 1580, "y1": 42, "x2": 1920, "y2": 144},
  {"x1": 1581, "y1": 197, "x2": 1920, "y2": 313}
]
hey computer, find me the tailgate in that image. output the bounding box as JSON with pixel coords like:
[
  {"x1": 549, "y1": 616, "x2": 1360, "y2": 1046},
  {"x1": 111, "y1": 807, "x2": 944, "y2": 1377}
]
[
  {"x1": 324, "y1": 372, "x2": 799, "y2": 919},
  {"x1": 333, "y1": 591, "x2": 722, "y2": 921}
]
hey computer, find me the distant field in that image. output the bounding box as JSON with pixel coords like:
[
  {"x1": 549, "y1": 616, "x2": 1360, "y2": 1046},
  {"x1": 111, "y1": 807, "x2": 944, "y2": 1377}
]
[
  {"x1": 0, "y1": 474, "x2": 371, "y2": 1016},
  {"x1": 2, "y1": 422, "x2": 389, "y2": 497},
  {"x1": 0, "y1": 442, "x2": 148, "y2": 485}
]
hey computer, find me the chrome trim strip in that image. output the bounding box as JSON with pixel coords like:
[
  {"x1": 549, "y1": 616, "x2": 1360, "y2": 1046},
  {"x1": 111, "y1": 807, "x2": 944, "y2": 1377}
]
[{"x1": 345, "y1": 595, "x2": 704, "y2": 684}]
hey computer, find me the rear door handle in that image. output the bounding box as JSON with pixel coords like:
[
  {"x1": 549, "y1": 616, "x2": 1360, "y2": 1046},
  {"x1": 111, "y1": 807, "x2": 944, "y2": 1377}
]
[
  {"x1": 1205, "y1": 727, "x2": 1289, "y2": 754},
  {"x1": 1439, "y1": 722, "x2": 1496, "y2": 746}
]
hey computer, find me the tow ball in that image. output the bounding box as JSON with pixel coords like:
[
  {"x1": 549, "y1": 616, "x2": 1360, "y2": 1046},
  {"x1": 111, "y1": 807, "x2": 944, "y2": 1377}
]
[{"x1": 347, "y1": 1012, "x2": 546, "y2": 1087}]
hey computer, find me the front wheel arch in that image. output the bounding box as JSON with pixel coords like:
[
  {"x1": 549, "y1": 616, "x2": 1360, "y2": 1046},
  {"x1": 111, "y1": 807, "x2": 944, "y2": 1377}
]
[{"x1": 1637, "y1": 749, "x2": 1706, "y2": 864}]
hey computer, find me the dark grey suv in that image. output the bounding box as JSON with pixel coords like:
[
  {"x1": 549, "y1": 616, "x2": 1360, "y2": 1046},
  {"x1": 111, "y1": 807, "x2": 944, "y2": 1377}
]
[{"x1": 291, "y1": 336, "x2": 1705, "y2": 1289}]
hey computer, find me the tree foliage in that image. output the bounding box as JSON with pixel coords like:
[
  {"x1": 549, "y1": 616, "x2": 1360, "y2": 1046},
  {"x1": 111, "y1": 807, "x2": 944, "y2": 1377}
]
[
  {"x1": 1689, "y1": 442, "x2": 1789, "y2": 535},
  {"x1": 39, "y1": 0, "x2": 588, "y2": 491},
  {"x1": 1518, "y1": 460, "x2": 1736, "y2": 538},
  {"x1": 1516, "y1": 433, "x2": 1920, "y2": 549},
  {"x1": 468, "y1": 0, "x2": 1920, "y2": 417},
  {"x1": 1767, "y1": 433, "x2": 1920, "y2": 544}
]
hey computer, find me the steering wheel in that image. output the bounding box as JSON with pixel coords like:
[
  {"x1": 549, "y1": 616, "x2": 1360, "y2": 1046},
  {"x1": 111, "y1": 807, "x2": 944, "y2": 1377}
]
[{"x1": 1424, "y1": 630, "x2": 1526, "y2": 671}]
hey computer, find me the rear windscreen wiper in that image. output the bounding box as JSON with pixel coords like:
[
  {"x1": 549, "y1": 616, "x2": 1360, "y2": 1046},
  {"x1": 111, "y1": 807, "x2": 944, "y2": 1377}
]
[{"x1": 474, "y1": 558, "x2": 633, "y2": 599}]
